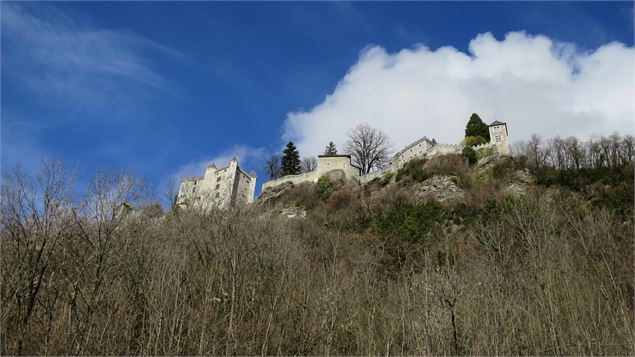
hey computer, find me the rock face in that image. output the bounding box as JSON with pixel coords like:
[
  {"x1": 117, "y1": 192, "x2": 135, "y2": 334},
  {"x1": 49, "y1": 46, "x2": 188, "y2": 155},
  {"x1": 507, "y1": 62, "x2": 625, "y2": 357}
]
[
  {"x1": 280, "y1": 206, "x2": 307, "y2": 218},
  {"x1": 503, "y1": 168, "x2": 535, "y2": 196},
  {"x1": 256, "y1": 181, "x2": 295, "y2": 207},
  {"x1": 413, "y1": 175, "x2": 465, "y2": 203}
]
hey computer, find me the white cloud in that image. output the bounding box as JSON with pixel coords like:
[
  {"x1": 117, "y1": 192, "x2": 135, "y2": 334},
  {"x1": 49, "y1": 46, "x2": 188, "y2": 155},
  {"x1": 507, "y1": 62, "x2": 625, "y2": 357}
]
[{"x1": 284, "y1": 31, "x2": 634, "y2": 157}]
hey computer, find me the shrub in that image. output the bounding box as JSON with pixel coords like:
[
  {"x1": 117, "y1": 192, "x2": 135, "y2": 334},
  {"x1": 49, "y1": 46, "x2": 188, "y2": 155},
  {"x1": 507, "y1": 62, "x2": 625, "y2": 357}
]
[
  {"x1": 381, "y1": 172, "x2": 395, "y2": 186},
  {"x1": 462, "y1": 135, "x2": 488, "y2": 147},
  {"x1": 477, "y1": 146, "x2": 495, "y2": 159},
  {"x1": 396, "y1": 158, "x2": 428, "y2": 182},
  {"x1": 371, "y1": 200, "x2": 445, "y2": 244},
  {"x1": 425, "y1": 154, "x2": 472, "y2": 188},
  {"x1": 462, "y1": 146, "x2": 477, "y2": 165},
  {"x1": 327, "y1": 185, "x2": 355, "y2": 210},
  {"x1": 316, "y1": 175, "x2": 342, "y2": 200},
  {"x1": 490, "y1": 156, "x2": 518, "y2": 180}
]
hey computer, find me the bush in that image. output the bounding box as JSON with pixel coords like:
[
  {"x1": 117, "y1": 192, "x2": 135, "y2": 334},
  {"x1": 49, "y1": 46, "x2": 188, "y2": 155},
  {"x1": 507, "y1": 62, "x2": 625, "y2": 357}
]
[
  {"x1": 462, "y1": 146, "x2": 477, "y2": 165},
  {"x1": 490, "y1": 156, "x2": 518, "y2": 180},
  {"x1": 462, "y1": 135, "x2": 488, "y2": 147},
  {"x1": 381, "y1": 172, "x2": 395, "y2": 186},
  {"x1": 327, "y1": 185, "x2": 355, "y2": 210},
  {"x1": 371, "y1": 200, "x2": 445, "y2": 244},
  {"x1": 316, "y1": 175, "x2": 342, "y2": 200},
  {"x1": 477, "y1": 146, "x2": 495, "y2": 159},
  {"x1": 396, "y1": 158, "x2": 429, "y2": 182}
]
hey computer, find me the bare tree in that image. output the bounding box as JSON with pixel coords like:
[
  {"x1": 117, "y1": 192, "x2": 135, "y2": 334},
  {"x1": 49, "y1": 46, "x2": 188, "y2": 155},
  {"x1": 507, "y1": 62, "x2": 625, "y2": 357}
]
[
  {"x1": 264, "y1": 155, "x2": 282, "y2": 180},
  {"x1": 344, "y1": 124, "x2": 392, "y2": 174},
  {"x1": 526, "y1": 134, "x2": 551, "y2": 169},
  {"x1": 301, "y1": 156, "x2": 318, "y2": 173},
  {"x1": 162, "y1": 178, "x2": 179, "y2": 211}
]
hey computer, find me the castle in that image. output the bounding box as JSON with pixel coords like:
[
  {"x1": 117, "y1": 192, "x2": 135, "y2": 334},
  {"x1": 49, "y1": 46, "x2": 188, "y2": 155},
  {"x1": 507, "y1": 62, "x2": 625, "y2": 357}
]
[
  {"x1": 262, "y1": 121, "x2": 510, "y2": 190},
  {"x1": 177, "y1": 156, "x2": 257, "y2": 210},
  {"x1": 177, "y1": 121, "x2": 509, "y2": 210}
]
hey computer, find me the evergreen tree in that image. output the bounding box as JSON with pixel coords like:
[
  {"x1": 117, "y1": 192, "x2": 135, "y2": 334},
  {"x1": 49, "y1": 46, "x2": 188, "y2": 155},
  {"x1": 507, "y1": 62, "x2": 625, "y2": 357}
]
[
  {"x1": 281, "y1": 141, "x2": 301, "y2": 176},
  {"x1": 465, "y1": 113, "x2": 490, "y2": 141},
  {"x1": 324, "y1": 141, "x2": 338, "y2": 155}
]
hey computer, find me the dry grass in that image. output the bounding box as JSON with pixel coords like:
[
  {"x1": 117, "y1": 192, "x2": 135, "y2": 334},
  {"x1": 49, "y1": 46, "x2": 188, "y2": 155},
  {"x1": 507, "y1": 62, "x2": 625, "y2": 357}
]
[{"x1": 1, "y1": 160, "x2": 633, "y2": 355}]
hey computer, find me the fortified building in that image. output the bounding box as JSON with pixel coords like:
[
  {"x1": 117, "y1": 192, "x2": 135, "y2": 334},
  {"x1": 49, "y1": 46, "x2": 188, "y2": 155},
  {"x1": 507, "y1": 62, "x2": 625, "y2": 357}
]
[{"x1": 177, "y1": 156, "x2": 256, "y2": 210}]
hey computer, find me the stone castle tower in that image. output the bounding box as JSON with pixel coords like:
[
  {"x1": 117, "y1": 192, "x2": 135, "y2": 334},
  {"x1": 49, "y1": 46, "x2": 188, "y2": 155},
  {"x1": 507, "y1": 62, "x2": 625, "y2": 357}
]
[
  {"x1": 177, "y1": 156, "x2": 257, "y2": 210},
  {"x1": 488, "y1": 120, "x2": 510, "y2": 155}
]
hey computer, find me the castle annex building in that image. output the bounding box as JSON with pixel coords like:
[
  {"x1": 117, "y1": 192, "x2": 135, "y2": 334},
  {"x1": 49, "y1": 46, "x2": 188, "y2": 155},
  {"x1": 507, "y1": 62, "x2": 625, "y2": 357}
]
[
  {"x1": 177, "y1": 156, "x2": 257, "y2": 210},
  {"x1": 262, "y1": 120, "x2": 511, "y2": 191}
]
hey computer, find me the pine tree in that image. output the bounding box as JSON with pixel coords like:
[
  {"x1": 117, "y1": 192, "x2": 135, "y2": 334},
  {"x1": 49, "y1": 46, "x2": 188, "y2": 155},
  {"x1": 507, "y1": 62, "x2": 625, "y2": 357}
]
[
  {"x1": 324, "y1": 141, "x2": 338, "y2": 155},
  {"x1": 465, "y1": 113, "x2": 490, "y2": 141},
  {"x1": 281, "y1": 141, "x2": 301, "y2": 176}
]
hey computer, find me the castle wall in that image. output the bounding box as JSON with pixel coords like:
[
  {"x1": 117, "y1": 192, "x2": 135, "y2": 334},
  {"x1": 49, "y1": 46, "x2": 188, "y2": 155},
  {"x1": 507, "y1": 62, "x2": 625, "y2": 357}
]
[
  {"x1": 177, "y1": 158, "x2": 256, "y2": 210},
  {"x1": 391, "y1": 137, "x2": 434, "y2": 169},
  {"x1": 232, "y1": 169, "x2": 255, "y2": 207},
  {"x1": 359, "y1": 169, "x2": 386, "y2": 184},
  {"x1": 261, "y1": 172, "x2": 316, "y2": 191},
  {"x1": 261, "y1": 155, "x2": 360, "y2": 192},
  {"x1": 259, "y1": 121, "x2": 510, "y2": 193},
  {"x1": 316, "y1": 156, "x2": 360, "y2": 179}
]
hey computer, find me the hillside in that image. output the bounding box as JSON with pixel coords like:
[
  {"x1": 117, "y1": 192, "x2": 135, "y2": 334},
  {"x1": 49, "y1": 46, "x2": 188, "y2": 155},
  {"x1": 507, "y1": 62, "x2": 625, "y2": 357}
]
[{"x1": 1, "y1": 152, "x2": 633, "y2": 355}]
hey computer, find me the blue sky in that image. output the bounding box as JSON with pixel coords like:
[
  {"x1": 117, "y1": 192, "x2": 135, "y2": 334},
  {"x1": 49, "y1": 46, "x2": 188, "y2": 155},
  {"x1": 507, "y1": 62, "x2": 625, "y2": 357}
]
[{"x1": 2, "y1": 1, "x2": 634, "y2": 199}]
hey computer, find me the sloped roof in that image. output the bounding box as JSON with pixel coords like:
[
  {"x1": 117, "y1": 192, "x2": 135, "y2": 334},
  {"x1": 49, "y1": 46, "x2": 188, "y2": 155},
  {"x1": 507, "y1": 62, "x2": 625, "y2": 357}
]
[
  {"x1": 489, "y1": 120, "x2": 506, "y2": 126},
  {"x1": 393, "y1": 136, "x2": 434, "y2": 158}
]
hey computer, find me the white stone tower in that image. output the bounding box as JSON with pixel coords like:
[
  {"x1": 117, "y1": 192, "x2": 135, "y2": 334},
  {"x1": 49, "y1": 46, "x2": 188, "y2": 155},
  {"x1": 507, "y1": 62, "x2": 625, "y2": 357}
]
[{"x1": 488, "y1": 120, "x2": 510, "y2": 155}]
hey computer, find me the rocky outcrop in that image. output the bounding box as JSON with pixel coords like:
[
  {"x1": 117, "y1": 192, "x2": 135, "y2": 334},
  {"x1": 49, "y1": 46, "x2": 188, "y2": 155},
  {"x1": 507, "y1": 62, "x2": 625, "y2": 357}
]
[
  {"x1": 413, "y1": 175, "x2": 465, "y2": 203},
  {"x1": 256, "y1": 181, "x2": 295, "y2": 207},
  {"x1": 280, "y1": 206, "x2": 307, "y2": 219}
]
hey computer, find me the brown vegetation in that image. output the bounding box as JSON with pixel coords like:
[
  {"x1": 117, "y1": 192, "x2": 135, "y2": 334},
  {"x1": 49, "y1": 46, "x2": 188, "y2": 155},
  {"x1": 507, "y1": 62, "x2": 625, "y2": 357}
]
[{"x1": 1, "y1": 145, "x2": 633, "y2": 355}]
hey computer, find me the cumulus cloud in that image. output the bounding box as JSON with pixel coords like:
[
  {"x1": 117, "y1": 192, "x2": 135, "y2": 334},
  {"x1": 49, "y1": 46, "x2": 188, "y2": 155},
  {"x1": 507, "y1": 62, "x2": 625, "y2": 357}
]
[{"x1": 284, "y1": 31, "x2": 634, "y2": 157}]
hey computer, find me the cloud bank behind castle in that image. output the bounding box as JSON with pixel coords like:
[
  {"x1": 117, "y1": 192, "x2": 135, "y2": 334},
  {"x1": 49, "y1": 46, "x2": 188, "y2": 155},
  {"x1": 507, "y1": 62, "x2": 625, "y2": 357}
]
[{"x1": 284, "y1": 31, "x2": 634, "y2": 156}]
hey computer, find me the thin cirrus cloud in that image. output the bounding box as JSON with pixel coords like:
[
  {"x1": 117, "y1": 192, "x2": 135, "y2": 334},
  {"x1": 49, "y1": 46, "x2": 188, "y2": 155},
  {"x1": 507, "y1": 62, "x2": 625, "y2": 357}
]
[
  {"x1": 2, "y1": 3, "x2": 184, "y2": 115},
  {"x1": 283, "y1": 31, "x2": 634, "y2": 157}
]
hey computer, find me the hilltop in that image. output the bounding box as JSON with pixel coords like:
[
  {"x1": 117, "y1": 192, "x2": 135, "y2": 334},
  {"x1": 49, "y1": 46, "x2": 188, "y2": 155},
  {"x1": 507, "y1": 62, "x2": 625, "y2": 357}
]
[{"x1": 2, "y1": 143, "x2": 633, "y2": 355}]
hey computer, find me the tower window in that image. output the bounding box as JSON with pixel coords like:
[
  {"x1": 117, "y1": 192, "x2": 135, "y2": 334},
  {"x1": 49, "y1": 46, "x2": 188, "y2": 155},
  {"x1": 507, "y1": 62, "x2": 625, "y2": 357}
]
[{"x1": 215, "y1": 184, "x2": 220, "y2": 189}]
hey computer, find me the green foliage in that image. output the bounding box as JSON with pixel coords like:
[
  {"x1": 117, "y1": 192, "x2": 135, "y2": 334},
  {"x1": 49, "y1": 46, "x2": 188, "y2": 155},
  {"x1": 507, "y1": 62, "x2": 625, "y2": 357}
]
[
  {"x1": 324, "y1": 141, "x2": 338, "y2": 155},
  {"x1": 316, "y1": 175, "x2": 342, "y2": 200},
  {"x1": 371, "y1": 200, "x2": 445, "y2": 244},
  {"x1": 533, "y1": 165, "x2": 634, "y2": 217},
  {"x1": 477, "y1": 147, "x2": 495, "y2": 159},
  {"x1": 465, "y1": 113, "x2": 490, "y2": 141},
  {"x1": 381, "y1": 172, "x2": 395, "y2": 186},
  {"x1": 281, "y1": 141, "x2": 301, "y2": 176},
  {"x1": 463, "y1": 135, "x2": 488, "y2": 147},
  {"x1": 396, "y1": 158, "x2": 429, "y2": 182},
  {"x1": 462, "y1": 147, "x2": 477, "y2": 165},
  {"x1": 490, "y1": 157, "x2": 519, "y2": 180}
]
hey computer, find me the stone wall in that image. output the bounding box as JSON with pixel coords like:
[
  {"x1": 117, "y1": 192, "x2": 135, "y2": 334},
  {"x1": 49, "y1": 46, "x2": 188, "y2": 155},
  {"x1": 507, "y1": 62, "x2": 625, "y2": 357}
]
[
  {"x1": 359, "y1": 169, "x2": 386, "y2": 185},
  {"x1": 261, "y1": 171, "x2": 316, "y2": 192},
  {"x1": 177, "y1": 158, "x2": 256, "y2": 210},
  {"x1": 261, "y1": 155, "x2": 360, "y2": 192},
  {"x1": 259, "y1": 122, "x2": 511, "y2": 193}
]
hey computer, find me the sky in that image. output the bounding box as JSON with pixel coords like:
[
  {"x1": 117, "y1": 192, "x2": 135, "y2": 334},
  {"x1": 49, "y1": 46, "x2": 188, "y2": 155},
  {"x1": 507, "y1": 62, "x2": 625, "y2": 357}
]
[{"x1": 2, "y1": 1, "x2": 634, "y2": 199}]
